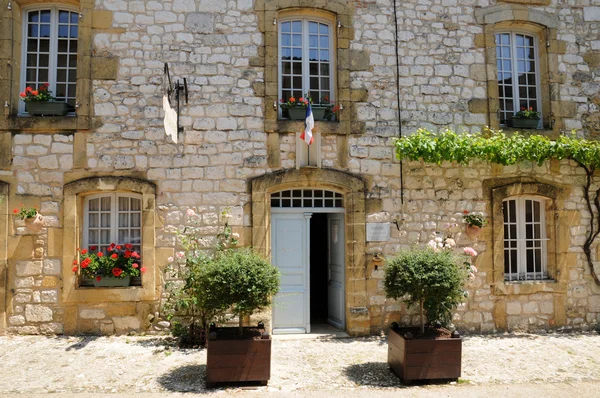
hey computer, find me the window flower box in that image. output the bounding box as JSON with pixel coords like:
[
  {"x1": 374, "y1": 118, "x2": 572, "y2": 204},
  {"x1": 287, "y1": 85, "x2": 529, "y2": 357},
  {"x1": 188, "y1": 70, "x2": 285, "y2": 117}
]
[
  {"x1": 511, "y1": 118, "x2": 540, "y2": 129},
  {"x1": 25, "y1": 101, "x2": 74, "y2": 116},
  {"x1": 92, "y1": 275, "x2": 131, "y2": 288}
]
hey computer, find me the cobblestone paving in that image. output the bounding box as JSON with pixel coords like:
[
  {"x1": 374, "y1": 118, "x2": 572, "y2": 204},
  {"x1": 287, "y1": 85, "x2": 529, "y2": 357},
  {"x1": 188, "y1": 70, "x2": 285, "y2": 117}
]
[{"x1": 0, "y1": 333, "x2": 599, "y2": 394}]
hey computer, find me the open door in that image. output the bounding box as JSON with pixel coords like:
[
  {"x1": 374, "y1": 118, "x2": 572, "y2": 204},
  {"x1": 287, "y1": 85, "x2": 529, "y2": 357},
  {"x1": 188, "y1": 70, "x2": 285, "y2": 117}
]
[
  {"x1": 271, "y1": 212, "x2": 311, "y2": 334},
  {"x1": 327, "y1": 213, "x2": 345, "y2": 329}
]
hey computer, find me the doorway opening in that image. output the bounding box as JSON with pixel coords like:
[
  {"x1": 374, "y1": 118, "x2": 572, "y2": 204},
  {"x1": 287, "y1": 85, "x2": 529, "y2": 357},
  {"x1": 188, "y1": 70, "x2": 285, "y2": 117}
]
[
  {"x1": 270, "y1": 189, "x2": 345, "y2": 334},
  {"x1": 310, "y1": 213, "x2": 328, "y2": 325}
]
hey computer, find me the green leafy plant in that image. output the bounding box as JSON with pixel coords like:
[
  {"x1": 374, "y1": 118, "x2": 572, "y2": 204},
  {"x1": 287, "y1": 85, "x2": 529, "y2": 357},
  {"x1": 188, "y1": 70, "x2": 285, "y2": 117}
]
[
  {"x1": 72, "y1": 243, "x2": 146, "y2": 281},
  {"x1": 384, "y1": 239, "x2": 477, "y2": 334},
  {"x1": 163, "y1": 209, "x2": 280, "y2": 339},
  {"x1": 513, "y1": 107, "x2": 540, "y2": 119},
  {"x1": 462, "y1": 211, "x2": 488, "y2": 228},
  {"x1": 210, "y1": 248, "x2": 280, "y2": 335},
  {"x1": 394, "y1": 128, "x2": 600, "y2": 285},
  {"x1": 19, "y1": 83, "x2": 54, "y2": 102},
  {"x1": 12, "y1": 205, "x2": 38, "y2": 220}
]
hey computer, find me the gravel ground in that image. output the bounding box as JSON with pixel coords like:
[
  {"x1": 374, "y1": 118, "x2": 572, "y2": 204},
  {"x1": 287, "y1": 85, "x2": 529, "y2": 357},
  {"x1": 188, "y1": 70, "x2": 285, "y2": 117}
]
[{"x1": 0, "y1": 332, "x2": 599, "y2": 394}]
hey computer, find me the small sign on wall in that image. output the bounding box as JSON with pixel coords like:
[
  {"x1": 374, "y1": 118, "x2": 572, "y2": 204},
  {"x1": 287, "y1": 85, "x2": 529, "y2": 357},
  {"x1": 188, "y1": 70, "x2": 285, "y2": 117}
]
[{"x1": 366, "y1": 223, "x2": 390, "y2": 242}]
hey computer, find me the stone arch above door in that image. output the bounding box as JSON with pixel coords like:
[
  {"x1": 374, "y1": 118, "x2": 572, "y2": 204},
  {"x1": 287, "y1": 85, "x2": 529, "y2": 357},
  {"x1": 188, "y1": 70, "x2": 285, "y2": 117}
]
[{"x1": 250, "y1": 167, "x2": 370, "y2": 335}]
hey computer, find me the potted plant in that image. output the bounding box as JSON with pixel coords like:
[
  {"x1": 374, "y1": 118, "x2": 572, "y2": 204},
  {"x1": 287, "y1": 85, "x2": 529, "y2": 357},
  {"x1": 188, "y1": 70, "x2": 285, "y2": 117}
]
[
  {"x1": 205, "y1": 247, "x2": 280, "y2": 387},
  {"x1": 384, "y1": 236, "x2": 477, "y2": 383},
  {"x1": 462, "y1": 210, "x2": 488, "y2": 240},
  {"x1": 72, "y1": 243, "x2": 146, "y2": 287},
  {"x1": 510, "y1": 107, "x2": 540, "y2": 129},
  {"x1": 280, "y1": 95, "x2": 310, "y2": 120},
  {"x1": 20, "y1": 83, "x2": 74, "y2": 116},
  {"x1": 13, "y1": 205, "x2": 44, "y2": 233},
  {"x1": 162, "y1": 210, "x2": 280, "y2": 386}
]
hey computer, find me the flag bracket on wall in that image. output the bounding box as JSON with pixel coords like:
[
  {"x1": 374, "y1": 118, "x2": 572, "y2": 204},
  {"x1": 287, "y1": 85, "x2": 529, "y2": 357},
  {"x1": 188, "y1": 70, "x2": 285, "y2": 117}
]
[{"x1": 163, "y1": 63, "x2": 188, "y2": 142}]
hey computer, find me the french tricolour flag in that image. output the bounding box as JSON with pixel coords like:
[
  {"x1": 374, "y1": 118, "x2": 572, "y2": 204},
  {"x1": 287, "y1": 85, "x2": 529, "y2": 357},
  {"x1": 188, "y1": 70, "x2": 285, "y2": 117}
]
[{"x1": 300, "y1": 103, "x2": 314, "y2": 145}]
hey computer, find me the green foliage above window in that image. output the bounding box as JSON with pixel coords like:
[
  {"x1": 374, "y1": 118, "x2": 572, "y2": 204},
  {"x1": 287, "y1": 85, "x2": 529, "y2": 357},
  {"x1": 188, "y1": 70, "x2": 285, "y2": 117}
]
[{"x1": 394, "y1": 129, "x2": 600, "y2": 170}]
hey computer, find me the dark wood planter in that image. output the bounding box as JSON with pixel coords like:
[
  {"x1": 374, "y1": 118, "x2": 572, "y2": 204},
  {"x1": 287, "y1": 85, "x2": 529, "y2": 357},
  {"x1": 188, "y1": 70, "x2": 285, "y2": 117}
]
[
  {"x1": 511, "y1": 118, "x2": 540, "y2": 129},
  {"x1": 206, "y1": 327, "x2": 271, "y2": 387},
  {"x1": 92, "y1": 275, "x2": 131, "y2": 287},
  {"x1": 388, "y1": 327, "x2": 462, "y2": 383},
  {"x1": 26, "y1": 101, "x2": 74, "y2": 116}
]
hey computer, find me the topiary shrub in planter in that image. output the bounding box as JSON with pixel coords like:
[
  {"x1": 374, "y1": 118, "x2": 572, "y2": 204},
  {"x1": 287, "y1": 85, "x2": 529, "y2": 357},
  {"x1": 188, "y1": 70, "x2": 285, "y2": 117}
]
[
  {"x1": 384, "y1": 240, "x2": 477, "y2": 384},
  {"x1": 162, "y1": 209, "x2": 280, "y2": 386},
  {"x1": 204, "y1": 248, "x2": 280, "y2": 387}
]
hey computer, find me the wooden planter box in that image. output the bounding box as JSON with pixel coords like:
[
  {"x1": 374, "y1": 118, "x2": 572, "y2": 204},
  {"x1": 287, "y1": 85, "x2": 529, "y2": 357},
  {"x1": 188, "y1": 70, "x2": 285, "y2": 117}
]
[
  {"x1": 26, "y1": 101, "x2": 74, "y2": 116},
  {"x1": 511, "y1": 118, "x2": 540, "y2": 129},
  {"x1": 388, "y1": 327, "x2": 462, "y2": 383},
  {"x1": 206, "y1": 327, "x2": 271, "y2": 387}
]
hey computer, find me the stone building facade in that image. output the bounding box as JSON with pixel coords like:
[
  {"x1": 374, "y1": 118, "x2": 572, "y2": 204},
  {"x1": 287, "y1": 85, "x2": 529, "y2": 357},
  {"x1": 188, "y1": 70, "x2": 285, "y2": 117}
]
[{"x1": 0, "y1": 0, "x2": 599, "y2": 335}]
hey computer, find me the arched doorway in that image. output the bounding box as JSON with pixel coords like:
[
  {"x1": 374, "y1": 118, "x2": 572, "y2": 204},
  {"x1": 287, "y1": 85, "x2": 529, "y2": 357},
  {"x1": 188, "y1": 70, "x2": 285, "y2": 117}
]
[{"x1": 250, "y1": 168, "x2": 367, "y2": 335}]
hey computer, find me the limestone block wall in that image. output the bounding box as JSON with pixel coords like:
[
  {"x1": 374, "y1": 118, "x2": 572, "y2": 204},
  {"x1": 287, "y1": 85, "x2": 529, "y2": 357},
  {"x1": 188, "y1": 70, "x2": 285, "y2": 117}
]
[{"x1": 0, "y1": 0, "x2": 598, "y2": 335}]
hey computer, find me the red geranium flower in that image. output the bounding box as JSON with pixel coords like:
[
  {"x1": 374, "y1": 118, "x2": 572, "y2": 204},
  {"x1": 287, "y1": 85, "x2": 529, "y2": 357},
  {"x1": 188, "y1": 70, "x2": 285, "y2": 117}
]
[
  {"x1": 112, "y1": 268, "x2": 123, "y2": 277},
  {"x1": 44, "y1": 82, "x2": 49, "y2": 87},
  {"x1": 73, "y1": 260, "x2": 78, "y2": 265},
  {"x1": 463, "y1": 210, "x2": 469, "y2": 214},
  {"x1": 141, "y1": 266, "x2": 147, "y2": 273},
  {"x1": 31, "y1": 90, "x2": 38, "y2": 96},
  {"x1": 19, "y1": 92, "x2": 26, "y2": 98},
  {"x1": 131, "y1": 252, "x2": 140, "y2": 259},
  {"x1": 97, "y1": 252, "x2": 104, "y2": 257},
  {"x1": 111, "y1": 253, "x2": 118, "y2": 259},
  {"x1": 13, "y1": 208, "x2": 18, "y2": 214},
  {"x1": 81, "y1": 249, "x2": 88, "y2": 255},
  {"x1": 132, "y1": 263, "x2": 139, "y2": 269},
  {"x1": 26, "y1": 86, "x2": 32, "y2": 93},
  {"x1": 116, "y1": 245, "x2": 121, "y2": 250},
  {"x1": 90, "y1": 246, "x2": 97, "y2": 251},
  {"x1": 72, "y1": 266, "x2": 78, "y2": 272},
  {"x1": 96, "y1": 276, "x2": 102, "y2": 281},
  {"x1": 124, "y1": 243, "x2": 133, "y2": 250},
  {"x1": 124, "y1": 250, "x2": 132, "y2": 258}
]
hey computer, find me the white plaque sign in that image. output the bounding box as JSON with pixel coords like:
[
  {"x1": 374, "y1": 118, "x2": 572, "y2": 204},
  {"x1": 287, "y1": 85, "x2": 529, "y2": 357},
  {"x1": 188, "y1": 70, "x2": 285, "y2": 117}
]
[{"x1": 366, "y1": 223, "x2": 390, "y2": 242}]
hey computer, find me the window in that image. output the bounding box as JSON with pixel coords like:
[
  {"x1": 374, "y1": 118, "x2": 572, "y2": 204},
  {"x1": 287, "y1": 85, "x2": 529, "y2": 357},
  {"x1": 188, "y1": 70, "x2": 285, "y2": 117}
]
[
  {"x1": 20, "y1": 7, "x2": 78, "y2": 113},
  {"x1": 279, "y1": 18, "x2": 334, "y2": 118},
  {"x1": 84, "y1": 194, "x2": 142, "y2": 253},
  {"x1": 496, "y1": 32, "x2": 541, "y2": 126},
  {"x1": 271, "y1": 189, "x2": 343, "y2": 208},
  {"x1": 83, "y1": 193, "x2": 142, "y2": 286},
  {"x1": 502, "y1": 197, "x2": 548, "y2": 281}
]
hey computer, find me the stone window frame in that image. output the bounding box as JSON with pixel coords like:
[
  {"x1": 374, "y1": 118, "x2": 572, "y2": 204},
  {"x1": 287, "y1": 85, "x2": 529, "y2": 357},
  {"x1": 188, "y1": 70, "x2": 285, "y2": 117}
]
[
  {"x1": 490, "y1": 178, "x2": 568, "y2": 296},
  {"x1": 474, "y1": 4, "x2": 571, "y2": 135},
  {"x1": 258, "y1": 1, "x2": 359, "y2": 137},
  {"x1": 62, "y1": 177, "x2": 157, "y2": 303},
  {"x1": 0, "y1": 0, "x2": 94, "y2": 133}
]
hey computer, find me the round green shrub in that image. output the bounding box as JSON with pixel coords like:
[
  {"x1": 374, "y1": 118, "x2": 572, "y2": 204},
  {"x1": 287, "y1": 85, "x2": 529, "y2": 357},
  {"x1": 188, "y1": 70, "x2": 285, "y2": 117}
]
[{"x1": 384, "y1": 247, "x2": 468, "y2": 331}]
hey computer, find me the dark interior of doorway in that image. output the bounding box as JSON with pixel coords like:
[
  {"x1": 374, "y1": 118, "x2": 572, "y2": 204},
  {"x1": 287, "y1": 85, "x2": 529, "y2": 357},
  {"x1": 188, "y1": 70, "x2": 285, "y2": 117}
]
[{"x1": 310, "y1": 213, "x2": 328, "y2": 324}]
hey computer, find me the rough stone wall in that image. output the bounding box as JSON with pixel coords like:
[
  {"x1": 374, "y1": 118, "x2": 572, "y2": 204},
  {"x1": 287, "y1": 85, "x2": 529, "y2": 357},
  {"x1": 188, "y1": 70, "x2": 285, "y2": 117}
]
[{"x1": 0, "y1": 0, "x2": 599, "y2": 334}]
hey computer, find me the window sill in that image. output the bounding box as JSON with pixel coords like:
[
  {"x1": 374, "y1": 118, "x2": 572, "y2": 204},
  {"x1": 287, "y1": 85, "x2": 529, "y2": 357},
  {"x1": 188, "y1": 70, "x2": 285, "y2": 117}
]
[
  {"x1": 0, "y1": 114, "x2": 90, "y2": 132},
  {"x1": 493, "y1": 279, "x2": 566, "y2": 295},
  {"x1": 268, "y1": 119, "x2": 352, "y2": 135}
]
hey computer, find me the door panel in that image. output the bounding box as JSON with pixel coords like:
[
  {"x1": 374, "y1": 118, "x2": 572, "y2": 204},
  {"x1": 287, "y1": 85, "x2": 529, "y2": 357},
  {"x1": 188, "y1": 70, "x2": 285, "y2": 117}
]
[
  {"x1": 271, "y1": 213, "x2": 310, "y2": 334},
  {"x1": 327, "y1": 213, "x2": 345, "y2": 329}
]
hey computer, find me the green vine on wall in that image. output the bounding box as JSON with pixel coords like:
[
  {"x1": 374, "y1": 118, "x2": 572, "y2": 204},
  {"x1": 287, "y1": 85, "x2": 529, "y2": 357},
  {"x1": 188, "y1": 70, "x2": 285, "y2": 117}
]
[{"x1": 395, "y1": 129, "x2": 600, "y2": 285}]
